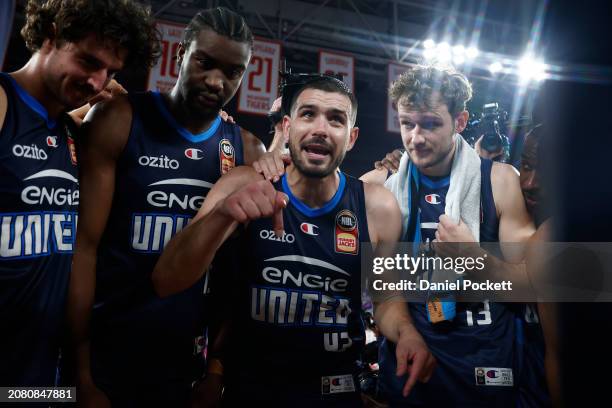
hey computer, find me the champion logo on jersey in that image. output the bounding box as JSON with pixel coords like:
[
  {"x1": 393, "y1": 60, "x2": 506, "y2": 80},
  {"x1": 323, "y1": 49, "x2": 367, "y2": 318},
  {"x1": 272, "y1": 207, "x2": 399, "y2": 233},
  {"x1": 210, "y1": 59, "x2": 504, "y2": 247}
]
[
  {"x1": 425, "y1": 193, "x2": 441, "y2": 204},
  {"x1": 185, "y1": 148, "x2": 204, "y2": 160},
  {"x1": 300, "y1": 222, "x2": 319, "y2": 236},
  {"x1": 46, "y1": 136, "x2": 58, "y2": 148}
]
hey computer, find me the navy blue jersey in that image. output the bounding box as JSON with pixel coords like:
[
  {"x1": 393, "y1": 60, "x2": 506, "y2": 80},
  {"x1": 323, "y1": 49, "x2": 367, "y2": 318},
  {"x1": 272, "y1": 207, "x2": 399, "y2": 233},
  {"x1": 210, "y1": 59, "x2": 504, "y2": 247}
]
[
  {"x1": 222, "y1": 173, "x2": 369, "y2": 406},
  {"x1": 90, "y1": 91, "x2": 244, "y2": 404},
  {"x1": 0, "y1": 73, "x2": 79, "y2": 386},
  {"x1": 516, "y1": 304, "x2": 550, "y2": 407},
  {"x1": 379, "y1": 159, "x2": 517, "y2": 407}
]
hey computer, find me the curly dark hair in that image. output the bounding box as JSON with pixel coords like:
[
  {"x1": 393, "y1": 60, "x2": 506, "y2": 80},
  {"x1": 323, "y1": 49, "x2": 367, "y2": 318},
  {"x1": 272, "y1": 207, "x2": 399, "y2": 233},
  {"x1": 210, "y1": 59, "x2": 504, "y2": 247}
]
[
  {"x1": 390, "y1": 65, "x2": 473, "y2": 117},
  {"x1": 21, "y1": 0, "x2": 161, "y2": 70}
]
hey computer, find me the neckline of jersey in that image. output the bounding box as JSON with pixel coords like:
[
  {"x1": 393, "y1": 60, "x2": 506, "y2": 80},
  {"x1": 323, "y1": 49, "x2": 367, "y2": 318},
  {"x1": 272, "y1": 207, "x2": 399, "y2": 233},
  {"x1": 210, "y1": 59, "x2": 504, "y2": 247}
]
[
  {"x1": 2, "y1": 73, "x2": 57, "y2": 129},
  {"x1": 420, "y1": 173, "x2": 450, "y2": 189},
  {"x1": 281, "y1": 172, "x2": 346, "y2": 217},
  {"x1": 151, "y1": 91, "x2": 221, "y2": 143}
]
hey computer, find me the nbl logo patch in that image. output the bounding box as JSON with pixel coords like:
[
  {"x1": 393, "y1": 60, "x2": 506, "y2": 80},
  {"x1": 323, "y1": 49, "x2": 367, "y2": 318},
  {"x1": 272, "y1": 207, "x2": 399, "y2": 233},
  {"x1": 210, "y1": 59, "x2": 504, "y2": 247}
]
[
  {"x1": 335, "y1": 209, "x2": 358, "y2": 255},
  {"x1": 219, "y1": 139, "x2": 235, "y2": 175}
]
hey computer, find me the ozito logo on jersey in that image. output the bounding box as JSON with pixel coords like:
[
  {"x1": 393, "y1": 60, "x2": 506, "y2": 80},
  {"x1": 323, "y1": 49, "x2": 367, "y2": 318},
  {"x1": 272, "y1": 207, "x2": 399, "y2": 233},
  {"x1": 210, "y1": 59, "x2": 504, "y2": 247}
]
[
  {"x1": 12, "y1": 144, "x2": 47, "y2": 160},
  {"x1": 185, "y1": 148, "x2": 204, "y2": 160},
  {"x1": 259, "y1": 229, "x2": 295, "y2": 243},
  {"x1": 335, "y1": 209, "x2": 358, "y2": 255},
  {"x1": 138, "y1": 154, "x2": 179, "y2": 170},
  {"x1": 46, "y1": 136, "x2": 58, "y2": 148},
  {"x1": 425, "y1": 193, "x2": 441, "y2": 204},
  {"x1": 219, "y1": 139, "x2": 235, "y2": 175},
  {"x1": 300, "y1": 222, "x2": 319, "y2": 236}
]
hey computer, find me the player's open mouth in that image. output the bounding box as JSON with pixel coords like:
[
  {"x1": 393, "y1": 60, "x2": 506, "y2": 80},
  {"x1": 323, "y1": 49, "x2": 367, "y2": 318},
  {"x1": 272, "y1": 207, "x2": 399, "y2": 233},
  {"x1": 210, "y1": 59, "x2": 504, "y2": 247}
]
[{"x1": 303, "y1": 144, "x2": 331, "y2": 160}]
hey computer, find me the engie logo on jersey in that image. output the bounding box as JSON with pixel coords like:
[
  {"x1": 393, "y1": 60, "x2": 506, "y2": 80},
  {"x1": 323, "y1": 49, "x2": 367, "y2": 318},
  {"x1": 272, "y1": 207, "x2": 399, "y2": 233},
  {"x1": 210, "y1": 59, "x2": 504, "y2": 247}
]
[
  {"x1": 185, "y1": 148, "x2": 204, "y2": 160},
  {"x1": 335, "y1": 209, "x2": 358, "y2": 255},
  {"x1": 300, "y1": 222, "x2": 319, "y2": 236},
  {"x1": 425, "y1": 194, "x2": 441, "y2": 204},
  {"x1": 46, "y1": 136, "x2": 58, "y2": 148},
  {"x1": 219, "y1": 139, "x2": 235, "y2": 175}
]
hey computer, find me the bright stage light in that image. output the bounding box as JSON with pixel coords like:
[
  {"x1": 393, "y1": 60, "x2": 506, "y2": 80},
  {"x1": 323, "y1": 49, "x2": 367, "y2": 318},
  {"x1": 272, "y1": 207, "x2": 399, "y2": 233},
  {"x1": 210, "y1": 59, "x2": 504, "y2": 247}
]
[
  {"x1": 466, "y1": 46, "x2": 479, "y2": 59},
  {"x1": 423, "y1": 48, "x2": 436, "y2": 60},
  {"x1": 452, "y1": 45, "x2": 465, "y2": 56},
  {"x1": 423, "y1": 39, "x2": 436, "y2": 49},
  {"x1": 489, "y1": 61, "x2": 503, "y2": 74},
  {"x1": 518, "y1": 55, "x2": 548, "y2": 82},
  {"x1": 436, "y1": 42, "x2": 452, "y2": 62}
]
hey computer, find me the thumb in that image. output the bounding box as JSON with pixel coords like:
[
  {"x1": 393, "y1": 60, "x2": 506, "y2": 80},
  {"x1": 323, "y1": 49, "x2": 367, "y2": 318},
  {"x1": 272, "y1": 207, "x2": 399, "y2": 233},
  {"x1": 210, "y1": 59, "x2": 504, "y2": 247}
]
[{"x1": 273, "y1": 192, "x2": 288, "y2": 236}]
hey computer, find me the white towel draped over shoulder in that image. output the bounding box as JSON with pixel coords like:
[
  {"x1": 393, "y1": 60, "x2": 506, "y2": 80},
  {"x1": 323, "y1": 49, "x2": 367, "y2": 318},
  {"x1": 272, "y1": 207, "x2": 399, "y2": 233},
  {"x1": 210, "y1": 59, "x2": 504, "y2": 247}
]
[{"x1": 384, "y1": 134, "x2": 482, "y2": 242}]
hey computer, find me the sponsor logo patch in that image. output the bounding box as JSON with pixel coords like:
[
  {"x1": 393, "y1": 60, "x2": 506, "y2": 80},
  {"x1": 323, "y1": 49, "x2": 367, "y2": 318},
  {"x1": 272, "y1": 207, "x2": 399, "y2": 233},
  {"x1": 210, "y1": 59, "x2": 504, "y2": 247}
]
[
  {"x1": 475, "y1": 367, "x2": 513, "y2": 386},
  {"x1": 335, "y1": 210, "x2": 358, "y2": 255},
  {"x1": 219, "y1": 139, "x2": 235, "y2": 174},
  {"x1": 321, "y1": 374, "x2": 355, "y2": 395}
]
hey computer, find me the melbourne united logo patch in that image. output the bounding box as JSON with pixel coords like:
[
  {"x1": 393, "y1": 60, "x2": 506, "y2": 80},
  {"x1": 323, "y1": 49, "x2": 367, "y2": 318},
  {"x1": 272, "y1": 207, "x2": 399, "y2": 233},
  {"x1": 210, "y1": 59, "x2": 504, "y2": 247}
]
[
  {"x1": 219, "y1": 139, "x2": 235, "y2": 175},
  {"x1": 334, "y1": 209, "x2": 358, "y2": 255}
]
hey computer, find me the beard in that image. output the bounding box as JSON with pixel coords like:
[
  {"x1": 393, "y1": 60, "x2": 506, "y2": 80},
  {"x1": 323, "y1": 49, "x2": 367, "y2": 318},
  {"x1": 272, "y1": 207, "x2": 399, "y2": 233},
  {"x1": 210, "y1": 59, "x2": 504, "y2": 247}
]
[{"x1": 289, "y1": 137, "x2": 345, "y2": 178}]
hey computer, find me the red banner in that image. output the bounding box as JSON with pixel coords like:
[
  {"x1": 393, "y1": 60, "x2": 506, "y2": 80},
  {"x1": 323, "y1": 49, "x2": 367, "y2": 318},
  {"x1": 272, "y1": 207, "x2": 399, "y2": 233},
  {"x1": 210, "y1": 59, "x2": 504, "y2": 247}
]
[
  {"x1": 147, "y1": 21, "x2": 186, "y2": 92},
  {"x1": 318, "y1": 50, "x2": 355, "y2": 92},
  {"x1": 237, "y1": 38, "x2": 282, "y2": 115}
]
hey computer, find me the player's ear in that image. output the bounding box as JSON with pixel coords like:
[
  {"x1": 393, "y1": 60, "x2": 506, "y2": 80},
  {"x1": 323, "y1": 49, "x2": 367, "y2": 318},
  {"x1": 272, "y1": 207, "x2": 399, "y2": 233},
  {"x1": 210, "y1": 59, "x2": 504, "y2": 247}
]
[
  {"x1": 455, "y1": 110, "x2": 469, "y2": 133},
  {"x1": 346, "y1": 126, "x2": 359, "y2": 151},
  {"x1": 282, "y1": 115, "x2": 291, "y2": 142}
]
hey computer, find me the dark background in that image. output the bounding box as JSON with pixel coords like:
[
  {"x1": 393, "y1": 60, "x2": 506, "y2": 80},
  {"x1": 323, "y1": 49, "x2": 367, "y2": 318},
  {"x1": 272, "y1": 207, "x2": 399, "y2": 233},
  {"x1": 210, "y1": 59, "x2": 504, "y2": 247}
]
[
  {"x1": 2, "y1": 0, "x2": 544, "y2": 177},
  {"x1": 4, "y1": 1, "x2": 612, "y2": 403}
]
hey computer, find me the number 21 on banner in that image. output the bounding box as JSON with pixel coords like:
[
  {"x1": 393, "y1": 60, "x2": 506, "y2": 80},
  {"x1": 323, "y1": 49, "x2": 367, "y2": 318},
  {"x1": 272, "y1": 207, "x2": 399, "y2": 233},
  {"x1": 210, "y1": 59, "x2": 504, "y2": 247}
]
[
  {"x1": 248, "y1": 56, "x2": 273, "y2": 93},
  {"x1": 238, "y1": 39, "x2": 281, "y2": 115}
]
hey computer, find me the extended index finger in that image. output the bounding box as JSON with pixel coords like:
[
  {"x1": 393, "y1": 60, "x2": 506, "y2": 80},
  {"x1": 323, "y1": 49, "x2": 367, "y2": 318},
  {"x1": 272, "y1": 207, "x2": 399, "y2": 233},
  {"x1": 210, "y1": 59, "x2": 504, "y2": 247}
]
[
  {"x1": 272, "y1": 192, "x2": 287, "y2": 237},
  {"x1": 402, "y1": 351, "x2": 426, "y2": 397}
]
